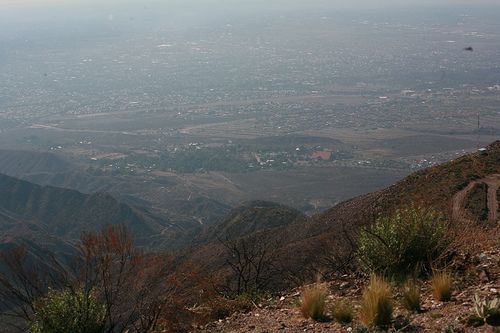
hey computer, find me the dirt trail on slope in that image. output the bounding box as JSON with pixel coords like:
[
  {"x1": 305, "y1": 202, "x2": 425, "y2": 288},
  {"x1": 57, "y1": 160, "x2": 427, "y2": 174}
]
[
  {"x1": 483, "y1": 174, "x2": 500, "y2": 223},
  {"x1": 451, "y1": 174, "x2": 500, "y2": 223}
]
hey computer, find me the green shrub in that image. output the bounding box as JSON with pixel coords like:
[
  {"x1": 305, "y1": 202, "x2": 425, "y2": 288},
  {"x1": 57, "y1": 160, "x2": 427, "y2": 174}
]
[
  {"x1": 332, "y1": 299, "x2": 354, "y2": 324},
  {"x1": 472, "y1": 294, "x2": 500, "y2": 327},
  {"x1": 29, "y1": 288, "x2": 106, "y2": 333},
  {"x1": 360, "y1": 275, "x2": 393, "y2": 328},
  {"x1": 352, "y1": 325, "x2": 370, "y2": 333},
  {"x1": 300, "y1": 283, "x2": 328, "y2": 321},
  {"x1": 357, "y1": 206, "x2": 448, "y2": 278},
  {"x1": 466, "y1": 314, "x2": 485, "y2": 327}
]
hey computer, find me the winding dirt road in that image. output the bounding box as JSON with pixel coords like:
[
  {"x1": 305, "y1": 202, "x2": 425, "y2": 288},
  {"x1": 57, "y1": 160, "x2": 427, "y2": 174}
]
[{"x1": 451, "y1": 174, "x2": 500, "y2": 223}]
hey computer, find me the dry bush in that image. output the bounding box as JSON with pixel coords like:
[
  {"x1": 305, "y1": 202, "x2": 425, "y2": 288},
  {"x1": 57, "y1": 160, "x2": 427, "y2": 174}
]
[
  {"x1": 76, "y1": 225, "x2": 185, "y2": 332},
  {"x1": 1, "y1": 225, "x2": 193, "y2": 333},
  {"x1": 360, "y1": 275, "x2": 393, "y2": 328},
  {"x1": 431, "y1": 271, "x2": 453, "y2": 302},
  {"x1": 218, "y1": 232, "x2": 283, "y2": 295},
  {"x1": 209, "y1": 296, "x2": 253, "y2": 321},
  {"x1": 332, "y1": 299, "x2": 354, "y2": 324},
  {"x1": 300, "y1": 283, "x2": 328, "y2": 321},
  {"x1": 401, "y1": 279, "x2": 421, "y2": 313}
]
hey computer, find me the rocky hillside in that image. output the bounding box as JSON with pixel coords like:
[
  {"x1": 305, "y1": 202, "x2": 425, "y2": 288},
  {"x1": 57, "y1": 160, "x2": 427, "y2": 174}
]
[{"x1": 196, "y1": 247, "x2": 500, "y2": 332}]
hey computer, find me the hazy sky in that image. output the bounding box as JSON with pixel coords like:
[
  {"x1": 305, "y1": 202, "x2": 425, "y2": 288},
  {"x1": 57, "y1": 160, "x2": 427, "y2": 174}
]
[
  {"x1": 1, "y1": 0, "x2": 499, "y2": 32},
  {"x1": 2, "y1": 0, "x2": 500, "y2": 8}
]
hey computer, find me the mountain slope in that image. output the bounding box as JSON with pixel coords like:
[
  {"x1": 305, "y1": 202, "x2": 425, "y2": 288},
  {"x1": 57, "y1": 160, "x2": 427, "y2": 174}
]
[
  {"x1": 308, "y1": 141, "x2": 500, "y2": 235},
  {"x1": 0, "y1": 173, "x2": 166, "y2": 246},
  {"x1": 0, "y1": 149, "x2": 75, "y2": 177},
  {"x1": 201, "y1": 200, "x2": 305, "y2": 242}
]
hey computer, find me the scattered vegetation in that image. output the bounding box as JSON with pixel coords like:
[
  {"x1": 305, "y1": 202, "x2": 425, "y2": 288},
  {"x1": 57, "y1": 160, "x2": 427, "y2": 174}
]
[
  {"x1": 203, "y1": 296, "x2": 254, "y2": 321},
  {"x1": 471, "y1": 294, "x2": 500, "y2": 327},
  {"x1": 360, "y1": 275, "x2": 393, "y2": 328},
  {"x1": 351, "y1": 325, "x2": 370, "y2": 333},
  {"x1": 159, "y1": 146, "x2": 252, "y2": 173},
  {"x1": 29, "y1": 288, "x2": 106, "y2": 333},
  {"x1": 442, "y1": 324, "x2": 460, "y2": 333},
  {"x1": 357, "y1": 206, "x2": 449, "y2": 278},
  {"x1": 466, "y1": 314, "x2": 487, "y2": 328},
  {"x1": 401, "y1": 279, "x2": 421, "y2": 313},
  {"x1": 331, "y1": 299, "x2": 354, "y2": 324},
  {"x1": 431, "y1": 271, "x2": 453, "y2": 302},
  {"x1": 300, "y1": 283, "x2": 328, "y2": 321}
]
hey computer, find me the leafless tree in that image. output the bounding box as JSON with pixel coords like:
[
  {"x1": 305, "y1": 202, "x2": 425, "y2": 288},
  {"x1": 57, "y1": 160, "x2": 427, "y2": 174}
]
[
  {"x1": 218, "y1": 231, "x2": 283, "y2": 295},
  {"x1": 0, "y1": 245, "x2": 68, "y2": 332},
  {"x1": 75, "y1": 225, "x2": 185, "y2": 333}
]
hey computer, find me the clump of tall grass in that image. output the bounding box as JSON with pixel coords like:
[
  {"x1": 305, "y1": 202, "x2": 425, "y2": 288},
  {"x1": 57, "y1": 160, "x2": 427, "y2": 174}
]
[
  {"x1": 431, "y1": 271, "x2": 453, "y2": 302},
  {"x1": 360, "y1": 275, "x2": 393, "y2": 328},
  {"x1": 300, "y1": 283, "x2": 328, "y2": 321},
  {"x1": 332, "y1": 299, "x2": 354, "y2": 324},
  {"x1": 402, "y1": 279, "x2": 421, "y2": 313}
]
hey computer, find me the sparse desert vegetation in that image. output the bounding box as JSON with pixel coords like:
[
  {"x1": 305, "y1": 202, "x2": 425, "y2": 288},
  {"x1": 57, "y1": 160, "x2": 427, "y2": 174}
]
[
  {"x1": 300, "y1": 283, "x2": 328, "y2": 321},
  {"x1": 331, "y1": 299, "x2": 354, "y2": 324},
  {"x1": 431, "y1": 271, "x2": 454, "y2": 302},
  {"x1": 360, "y1": 275, "x2": 394, "y2": 328},
  {"x1": 401, "y1": 279, "x2": 422, "y2": 313}
]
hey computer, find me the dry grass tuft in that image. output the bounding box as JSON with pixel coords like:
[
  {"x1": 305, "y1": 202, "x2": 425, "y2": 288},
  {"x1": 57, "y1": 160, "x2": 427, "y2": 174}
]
[
  {"x1": 360, "y1": 275, "x2": 393, "y2": 328},
  {"x1": 402, "y1": 279, "x2": 421, "y2": 313},
  {"x1": 431, "y1": 271, "x2": 453, "y2": 302},
  {"x1": 300, "y1": 283, "x2": 328, "y2": 321},
  {"x1": 332, "y1": 299, "x2": 354, "y2": 324}
]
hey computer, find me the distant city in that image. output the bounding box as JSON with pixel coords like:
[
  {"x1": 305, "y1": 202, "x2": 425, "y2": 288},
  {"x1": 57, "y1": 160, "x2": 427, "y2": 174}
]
[{"x1": 0, "y1": 3, "x2": 499, "y2": 212}]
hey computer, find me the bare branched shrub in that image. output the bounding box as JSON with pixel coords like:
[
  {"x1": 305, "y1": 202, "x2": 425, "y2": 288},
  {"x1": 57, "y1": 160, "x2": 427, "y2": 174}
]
[
  {"x1": 74, "y1": 225, "x2": 189, "y2": 333},
  {"x1": 218, "y1": 231, "x2": 282, "y2": 296},
  {"x1": 0, "y1": 246, "x2": 68, "y2": 331}
]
